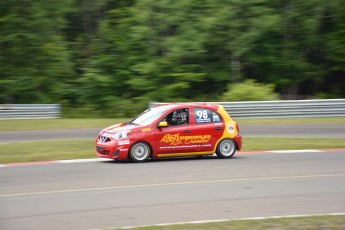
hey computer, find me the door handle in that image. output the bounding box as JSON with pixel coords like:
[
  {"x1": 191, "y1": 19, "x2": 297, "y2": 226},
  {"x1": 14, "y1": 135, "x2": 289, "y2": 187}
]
[
  {"x1": 215, "y1": 127, "x2": 222, "y2": 131},
  {"x1": 184, "y1": 130, "x2": 192, "y2": 133}
]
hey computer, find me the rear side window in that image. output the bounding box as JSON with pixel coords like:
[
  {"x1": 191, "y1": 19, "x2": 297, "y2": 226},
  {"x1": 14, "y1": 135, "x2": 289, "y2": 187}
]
[{"x1": 194, "y1": 108, "x2": 222, "y2": 124}]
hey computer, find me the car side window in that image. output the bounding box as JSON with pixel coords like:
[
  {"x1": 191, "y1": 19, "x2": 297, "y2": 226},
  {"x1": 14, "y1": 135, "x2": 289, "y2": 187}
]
[
  {"x1": 194, "y1": 108, "x2": 222, "y2": 124},
  {"x1": 161, "y1": 108, "x2": 189, "y2": 126}
]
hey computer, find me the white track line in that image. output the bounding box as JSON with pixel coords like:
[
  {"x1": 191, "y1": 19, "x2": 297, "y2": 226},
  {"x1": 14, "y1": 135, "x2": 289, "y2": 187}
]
[
  {"x1": 269, "y1": 149, "x2": 322, "y2": 153},
  {"x1": 0, "y1": 149, "x2": 340, "y2": 168},
  {"x1": 56, "y1": 158, "x2": 113, "y2": 164}
]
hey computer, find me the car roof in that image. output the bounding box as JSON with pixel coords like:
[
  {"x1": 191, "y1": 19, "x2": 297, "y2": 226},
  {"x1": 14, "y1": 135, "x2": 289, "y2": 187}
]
[{"x1": 153, "y1": 103, "x2": 219, "y2": 111}]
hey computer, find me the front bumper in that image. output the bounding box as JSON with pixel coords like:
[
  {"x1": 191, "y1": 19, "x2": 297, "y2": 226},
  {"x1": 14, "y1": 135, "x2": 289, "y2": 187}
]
[{"x1": 95, "y1": 138, "x2": 131, "y2": 160}]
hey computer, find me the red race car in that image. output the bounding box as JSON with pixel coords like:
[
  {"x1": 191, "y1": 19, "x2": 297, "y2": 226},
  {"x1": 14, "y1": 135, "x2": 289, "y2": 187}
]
[{"x1": 96, "y1": 103, "x2": 242, "y2": 163}]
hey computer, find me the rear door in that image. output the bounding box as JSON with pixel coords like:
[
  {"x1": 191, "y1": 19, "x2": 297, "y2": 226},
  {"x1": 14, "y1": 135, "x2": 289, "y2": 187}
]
[{"x1": 190, "y1": 107, "x2": 225, "y2": 152}]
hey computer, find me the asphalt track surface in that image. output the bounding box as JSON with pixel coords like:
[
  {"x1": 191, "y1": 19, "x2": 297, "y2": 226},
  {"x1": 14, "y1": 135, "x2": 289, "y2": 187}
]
[
  {"x1": 1, "y1": 124, "x2": 345, "y2": 144},
  {"x1": 1, "y1": 124, "x2": 344, "y2": 229},
  {"x1": 1, "y1": 150, "x2": 345, "y2": 230}
]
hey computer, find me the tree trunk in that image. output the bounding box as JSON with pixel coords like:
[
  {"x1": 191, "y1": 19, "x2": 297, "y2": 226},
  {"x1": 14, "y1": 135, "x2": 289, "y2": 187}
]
[{"x1": 231, "y1": 54, "x2": 241, "y2": 82}]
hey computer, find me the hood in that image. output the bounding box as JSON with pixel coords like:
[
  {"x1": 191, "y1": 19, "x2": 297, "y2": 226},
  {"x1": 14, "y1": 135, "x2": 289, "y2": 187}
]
[{"x1": 99, "y1": 123, "x2": 136, "y2": 135}]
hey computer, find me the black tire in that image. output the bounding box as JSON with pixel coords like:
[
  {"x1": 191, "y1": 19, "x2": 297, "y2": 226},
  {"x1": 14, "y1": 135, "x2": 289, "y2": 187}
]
[
  {"x1": 216, "y1": 138, "x2": 236, "y2": 159},
  {"x1": 129, "y1": 142, "x2": 150, "y2": 163}
]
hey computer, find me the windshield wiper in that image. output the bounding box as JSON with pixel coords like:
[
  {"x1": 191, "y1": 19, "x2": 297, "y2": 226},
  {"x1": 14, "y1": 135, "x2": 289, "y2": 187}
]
[{"x1": 126, "y1": 122, "x2": 139, "y2": 126}]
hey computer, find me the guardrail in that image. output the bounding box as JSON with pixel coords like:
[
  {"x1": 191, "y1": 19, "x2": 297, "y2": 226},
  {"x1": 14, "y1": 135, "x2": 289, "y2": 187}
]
[
  {"x1": 0, "y1": 104, "x2": 61, "y2": 120},
  {"x1": 150, "y1": 99, "x2": 345, "y2": 119},
  {"x1": 2, "y1": 99, "x2": 344, "y2": 120}
]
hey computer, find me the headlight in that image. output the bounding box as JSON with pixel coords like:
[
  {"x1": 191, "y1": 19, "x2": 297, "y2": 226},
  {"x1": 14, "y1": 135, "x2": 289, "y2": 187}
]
[{"x1": 112, "y1": 130, "x2": 131, "y2": 140}]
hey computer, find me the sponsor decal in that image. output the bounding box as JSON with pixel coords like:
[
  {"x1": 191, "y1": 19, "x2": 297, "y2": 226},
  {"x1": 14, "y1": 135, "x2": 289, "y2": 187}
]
[
  {"x1": 160, "y1": 144, "x2": 211, "y2": 149},
  {"x1": 118, "y1": 140, "x2": 130, "y2": 145},
  {"x1": 142, "y1": 128, "x2": 152, "y2": 132},
  {"x1": 227, "y1": 124, "x2": 235, "y2": 134},
  {"x1": 100, "y1": 124, "x2": 123, "y2": 134},
  {"x1": 160, "y1": 133, "x2": 211, "y2": 145},
  {"x1": 100, "y1": 132, "x2": 110, "y2": 137}
]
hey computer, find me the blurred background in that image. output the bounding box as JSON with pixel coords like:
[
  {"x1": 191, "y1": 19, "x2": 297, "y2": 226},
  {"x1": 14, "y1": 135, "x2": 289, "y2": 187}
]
[
  {"x1": 1, "y1": 0, "x2": 344, "y2": 117},
  {"x1": 1, "y1": 2, "x2": 345, "y2": 229}
]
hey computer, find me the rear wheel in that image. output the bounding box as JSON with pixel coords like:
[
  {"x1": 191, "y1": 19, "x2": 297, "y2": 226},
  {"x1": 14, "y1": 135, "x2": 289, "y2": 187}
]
[
  {"x1": 216, "y1": 138, "x2": 236, "y2": 158},
  {"x1": 129, "y1": 142, "x2": 150, "y2": 163}
]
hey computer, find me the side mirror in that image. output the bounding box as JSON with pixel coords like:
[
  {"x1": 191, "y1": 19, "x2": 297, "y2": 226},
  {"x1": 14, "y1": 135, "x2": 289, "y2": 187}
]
[{"x1": 158, "y1": 121, "x2": 168, "y2": 127}]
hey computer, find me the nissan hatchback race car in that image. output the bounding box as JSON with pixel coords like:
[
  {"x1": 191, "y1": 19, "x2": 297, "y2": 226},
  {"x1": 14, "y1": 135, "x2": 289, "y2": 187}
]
[{"x1": 96, "y1": 103, "x2": 242, "y2": 162}]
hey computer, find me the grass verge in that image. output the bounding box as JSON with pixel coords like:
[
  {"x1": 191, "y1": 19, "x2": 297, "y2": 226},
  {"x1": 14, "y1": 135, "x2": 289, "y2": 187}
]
[
  {"x1": 242, "y1": 137, "x2": 345, "y2": 151},
  {"x1": 0, "y1": 137, "x2": 344, "y2": 164},
  {"x1": 113, "y1": 214, "x2": 345, "y2": 230},
  {"x1": 237, "y1": 116, "x2": 345, "y2": 124},
  {"x1": 1, "y1": 117, "x2": 345, "y2": 131},
  {"x1": 0, "y1": 139, "x2": 94, "y2": 163},
  {"x1": 0, "y1": 119, "x2": 126, "y2": 131}
]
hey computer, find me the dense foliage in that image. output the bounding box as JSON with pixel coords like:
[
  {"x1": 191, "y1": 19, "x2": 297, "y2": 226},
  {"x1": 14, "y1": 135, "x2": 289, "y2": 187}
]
[
  {"x1": 222, "y1": 79, "x2": 279, "y2": 101},
  {"x1": 1, "y1": 0, "x2": 344, "y2": 117}
]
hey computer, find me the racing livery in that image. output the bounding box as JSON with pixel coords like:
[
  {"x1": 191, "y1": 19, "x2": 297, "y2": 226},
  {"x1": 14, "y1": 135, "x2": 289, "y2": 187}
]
[{"x1": 96, "y1": 103, "x2": 242, "y2": 162}]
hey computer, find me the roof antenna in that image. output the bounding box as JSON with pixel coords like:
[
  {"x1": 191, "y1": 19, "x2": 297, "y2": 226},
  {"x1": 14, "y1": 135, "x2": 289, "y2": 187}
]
[{"x1": 203, "y1": 95, "x2": 209, "y2": 105}]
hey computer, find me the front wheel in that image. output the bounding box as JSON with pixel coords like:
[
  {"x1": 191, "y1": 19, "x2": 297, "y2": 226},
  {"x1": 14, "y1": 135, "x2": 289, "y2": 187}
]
[
  {"x1": 129, "y1": 142, "x2": 150, "y2": 163},
  {"x1": 216, "y1": 138, "x2": 236, "y2": 159}
]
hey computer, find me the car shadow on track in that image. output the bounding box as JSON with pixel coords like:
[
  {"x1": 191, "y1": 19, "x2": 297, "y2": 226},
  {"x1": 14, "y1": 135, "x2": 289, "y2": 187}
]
[{"x1": 101, "y1": 155, "x2": 245, "y2": 164}]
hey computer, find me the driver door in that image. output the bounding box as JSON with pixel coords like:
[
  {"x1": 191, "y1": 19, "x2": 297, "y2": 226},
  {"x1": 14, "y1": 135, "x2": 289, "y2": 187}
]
[{"x1": 155, "y1": 108, "x2": 197, "y2": 155}]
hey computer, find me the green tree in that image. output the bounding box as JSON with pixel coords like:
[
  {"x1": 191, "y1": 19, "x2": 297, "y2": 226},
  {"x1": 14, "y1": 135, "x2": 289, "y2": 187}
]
[
  {"x1": 0, "y1": 0, "x2": 74, "y2": 103},
  {"x1": 1, "y1": 0, "x2": 344, "y2": 117},
  {"x1": 83, "y1": 0, "x2": 213, "y2": 115},
  {"x1": 203, "y1": 0, "x2": 279, "y2": 83},
  {"x1": 246, "y1": 0, "x2": 345, "y2": 98}
]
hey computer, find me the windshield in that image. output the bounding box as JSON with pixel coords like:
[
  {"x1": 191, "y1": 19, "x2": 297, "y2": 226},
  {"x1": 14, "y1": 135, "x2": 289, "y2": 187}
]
[{"x1": 129, "y1": 107, "x2": 167, "y2": 126}]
